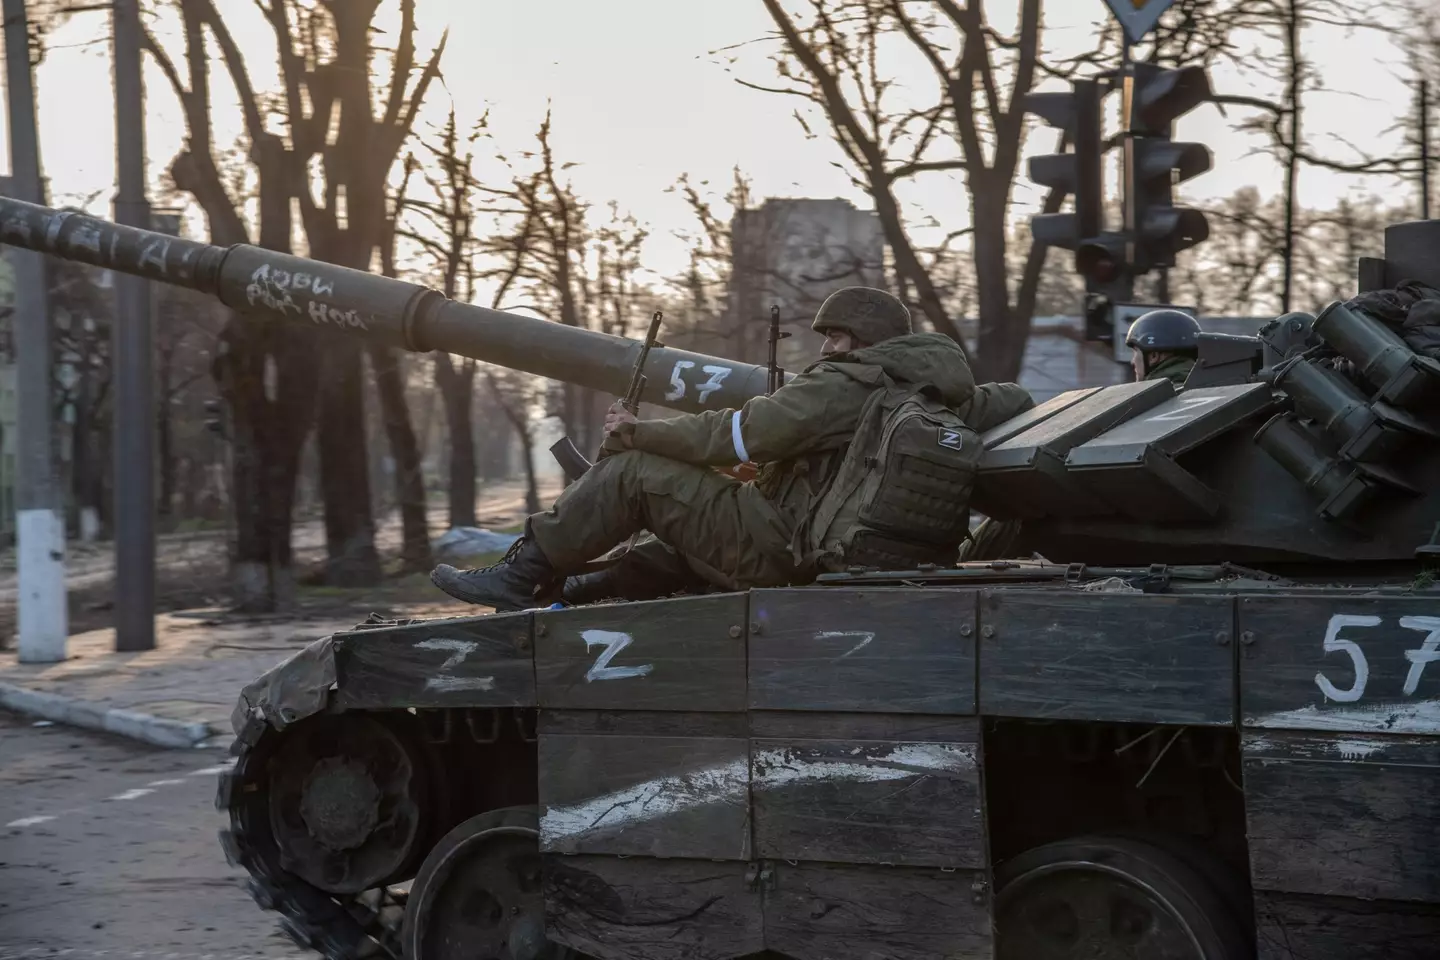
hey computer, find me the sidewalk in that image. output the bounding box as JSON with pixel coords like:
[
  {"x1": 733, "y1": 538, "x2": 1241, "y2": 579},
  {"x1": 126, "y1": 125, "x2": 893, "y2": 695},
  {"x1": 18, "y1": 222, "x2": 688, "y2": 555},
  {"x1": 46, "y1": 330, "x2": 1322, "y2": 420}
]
[
  {"x1": 0, "y1": 477, "x2": 561, "y2": 749},
  {"x1": 0, "y1": 595, "x2": 481, "y2": 750}
]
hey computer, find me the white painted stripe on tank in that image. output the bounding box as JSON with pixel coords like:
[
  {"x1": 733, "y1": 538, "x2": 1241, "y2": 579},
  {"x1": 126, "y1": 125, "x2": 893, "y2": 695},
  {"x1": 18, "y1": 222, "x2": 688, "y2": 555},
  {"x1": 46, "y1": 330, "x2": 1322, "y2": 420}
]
[
  {"x1": 1247, "y1": 700, "x2": 1440, "y2": 736},
  {"x1": 540, "y1": 742, "x2": 975, "y2": 844}
]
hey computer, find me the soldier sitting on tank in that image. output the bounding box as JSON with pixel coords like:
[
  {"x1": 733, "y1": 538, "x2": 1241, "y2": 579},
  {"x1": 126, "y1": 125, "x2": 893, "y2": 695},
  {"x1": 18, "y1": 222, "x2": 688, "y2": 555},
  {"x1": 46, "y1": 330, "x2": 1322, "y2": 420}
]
[
  {"x1": 429, "y1": 287, "x2": 1035, "y2": 612},
  {"x1": 1127, "y1": 308, "x2": 1201, "y2": 387}
]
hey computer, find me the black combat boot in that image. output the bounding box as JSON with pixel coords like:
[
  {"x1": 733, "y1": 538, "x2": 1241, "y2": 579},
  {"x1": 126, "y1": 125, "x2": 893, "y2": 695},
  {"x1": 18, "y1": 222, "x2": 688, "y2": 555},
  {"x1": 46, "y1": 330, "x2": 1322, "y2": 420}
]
[
  {"x1": 559, "y1": 567, "x2": 628, "y2": 606},
  {"x1": 430, "y1": 537, "x2": 557, "y2": 612}
]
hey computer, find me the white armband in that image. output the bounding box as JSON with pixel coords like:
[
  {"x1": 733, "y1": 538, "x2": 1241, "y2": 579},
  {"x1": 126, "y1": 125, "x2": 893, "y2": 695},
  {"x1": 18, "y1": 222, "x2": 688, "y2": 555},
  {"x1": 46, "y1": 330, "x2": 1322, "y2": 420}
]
[{"x1": 730, "y1": 410, "x2": 750, "y2": 462}]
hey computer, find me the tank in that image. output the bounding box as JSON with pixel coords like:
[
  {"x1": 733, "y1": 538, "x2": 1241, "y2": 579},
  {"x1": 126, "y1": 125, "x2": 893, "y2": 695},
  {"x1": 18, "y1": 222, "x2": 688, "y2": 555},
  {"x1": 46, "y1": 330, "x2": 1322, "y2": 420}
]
[{"x1": 4, "y1": 194, "x2": 1440, "y2": 960}]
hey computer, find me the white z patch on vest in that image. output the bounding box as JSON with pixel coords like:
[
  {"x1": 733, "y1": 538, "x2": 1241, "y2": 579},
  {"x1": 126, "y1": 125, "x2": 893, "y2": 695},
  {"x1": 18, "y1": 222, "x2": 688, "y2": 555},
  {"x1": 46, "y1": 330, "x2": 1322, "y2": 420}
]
[
  {"x1": 731, "y1": 411, "x2": 750, "y2": 462},
  {"x1": 938, "y1": 428, "x2": 964, "y2": 450}
]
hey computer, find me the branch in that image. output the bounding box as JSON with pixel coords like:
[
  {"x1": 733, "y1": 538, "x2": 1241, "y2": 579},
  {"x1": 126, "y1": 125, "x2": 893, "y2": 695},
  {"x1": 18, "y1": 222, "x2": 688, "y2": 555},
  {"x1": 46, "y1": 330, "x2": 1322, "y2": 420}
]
[
  {"x1": 936, "y1": 0, "x2": 1004, "y2": 130},
  {"x1": 140, "y1": 28, "x2": 186, "y2": 108},
  {"x1": 196, "y1": 0, "x2": 266, "y2": 147},
  {"x1": 889, "y1": 1, "x2": 982, "y2": 173},
  {"x1": 383, "y1": 29, "x2": 449, "y2": 164},
  {"x1": 734, "y1": 77, "x2": 815, "y2": 99},
  {"x1": 888, "y1": 158, "x2": 968, "y2": 181},
  {"x1": 381, "y1": 0, "x2": 417, "y2": 133}
]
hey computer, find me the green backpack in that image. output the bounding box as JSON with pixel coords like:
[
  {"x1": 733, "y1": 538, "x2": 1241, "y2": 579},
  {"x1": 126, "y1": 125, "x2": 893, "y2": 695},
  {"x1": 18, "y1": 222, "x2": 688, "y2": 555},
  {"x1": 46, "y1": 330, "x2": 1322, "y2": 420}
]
[{"x1": 795, "y1": 376, "x2": 982, "y2": 573}]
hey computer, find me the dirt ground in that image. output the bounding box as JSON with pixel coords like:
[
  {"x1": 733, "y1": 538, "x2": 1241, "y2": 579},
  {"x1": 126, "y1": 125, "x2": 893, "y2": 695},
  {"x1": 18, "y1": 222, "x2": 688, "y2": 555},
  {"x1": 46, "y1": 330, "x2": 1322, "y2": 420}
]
[{"x1": 0, "y1": 476, "x2": 563, "y2": 646}]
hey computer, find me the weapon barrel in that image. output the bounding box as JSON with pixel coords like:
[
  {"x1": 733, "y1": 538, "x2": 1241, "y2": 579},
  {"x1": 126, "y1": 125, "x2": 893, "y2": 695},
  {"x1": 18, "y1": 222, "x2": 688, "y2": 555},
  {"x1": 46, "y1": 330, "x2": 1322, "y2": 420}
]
[{"x1": 0, "y1": 197, "x2": 777, "y2": 414}]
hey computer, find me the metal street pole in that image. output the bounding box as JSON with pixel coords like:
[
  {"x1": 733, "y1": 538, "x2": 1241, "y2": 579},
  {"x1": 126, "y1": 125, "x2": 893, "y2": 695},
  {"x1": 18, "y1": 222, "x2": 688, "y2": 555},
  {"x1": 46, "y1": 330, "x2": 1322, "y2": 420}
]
[
  {"x1": 5, "y1": 0, "x2": 68, "y2": 662},
  {"x1": 1422, "y1": 79, "x2": 1431, "y2": 221},
  {"x1": 1119, "y1": 34, "x2": 1135, "y2": 272},
  {"x1": 112, "y1": 0, "x2": 155, "y2": 651}
]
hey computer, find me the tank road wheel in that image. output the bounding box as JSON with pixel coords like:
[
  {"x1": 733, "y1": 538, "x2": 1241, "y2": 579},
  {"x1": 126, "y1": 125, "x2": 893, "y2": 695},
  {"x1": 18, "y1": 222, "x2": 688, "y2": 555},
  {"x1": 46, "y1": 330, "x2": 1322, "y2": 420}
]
[
  {"x1": 267, "y1": 713, "x2": 436, "y2": 895},
  {"x1": 402, "y1": 806, "x2": 576, "y2": 960},
  {"x1": 995, "y1": 835, "x2": 1251, "y2": 960}
]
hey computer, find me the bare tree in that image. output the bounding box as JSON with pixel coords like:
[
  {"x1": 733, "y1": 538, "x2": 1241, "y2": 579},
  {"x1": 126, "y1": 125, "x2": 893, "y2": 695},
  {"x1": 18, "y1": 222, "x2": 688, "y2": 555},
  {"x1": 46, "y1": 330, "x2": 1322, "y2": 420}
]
[
  {"x1": 1396, "y1": 1, "x2": 1440, "y2": 214},
  {"x1": 153, "y1": 283, "x2": 223, "y2": 527},
  {"x1": 665, "y1": 169, "x2": 750, "y2": 357},
  {"x1": 1145, "y1": 0, "x2": 1401, "y2": 313},
  {"x1": 44, "y1": 252, "x2": 114, "y2": 534},
  {"x1": 1167, "y1": 187, "x2": 1286, "y2": 316},
  {"x1": 143, "y1": 0, "x2": 444, "y2": 605},
  {"x1": 401, "y1": 111, "x2": 486, "y2": 528},
  {"x1": 1294, "y1": 193, "x2": 1414, "y2": 308},
  {"x1": 481, "y1": 215, "x2": 545, "y2": 514},
  {"x1": 475, "y1": 112, "x2": 597, "y2": 451},
  {"x1": 374, "y1": 157, "x2": 432, "y2": 572},
  {"x1": 593, "y1": 200, "x2": 650, "y2": 340},
  {"x1": 749, "y1": 0, "x2": 1077, "y2": 381}
]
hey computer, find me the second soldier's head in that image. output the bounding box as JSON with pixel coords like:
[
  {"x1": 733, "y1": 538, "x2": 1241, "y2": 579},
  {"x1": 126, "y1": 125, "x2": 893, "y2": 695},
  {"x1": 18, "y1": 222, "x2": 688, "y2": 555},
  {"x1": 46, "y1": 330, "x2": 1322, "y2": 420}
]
[
  {"x1": 1124, "y1": 308, "x2": 1201, "y2": 381},
  {"x1": 813, "y1": 287, "x2": 912, "y2": 357}
]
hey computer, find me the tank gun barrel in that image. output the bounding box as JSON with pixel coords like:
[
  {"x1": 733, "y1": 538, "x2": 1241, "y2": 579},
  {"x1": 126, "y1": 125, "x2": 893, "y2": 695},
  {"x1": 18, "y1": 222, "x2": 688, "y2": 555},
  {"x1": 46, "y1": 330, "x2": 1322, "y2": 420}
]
[{"x1": 0, "y1": 196, "x2": 776, "y2": 414}]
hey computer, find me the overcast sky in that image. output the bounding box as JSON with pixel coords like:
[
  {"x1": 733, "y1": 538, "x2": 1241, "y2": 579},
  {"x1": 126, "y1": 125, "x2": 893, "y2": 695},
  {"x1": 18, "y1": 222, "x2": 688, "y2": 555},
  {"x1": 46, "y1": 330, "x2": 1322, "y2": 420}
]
[{"x1": 7, "y1": 0, "x2": 1418, "y2": 286}]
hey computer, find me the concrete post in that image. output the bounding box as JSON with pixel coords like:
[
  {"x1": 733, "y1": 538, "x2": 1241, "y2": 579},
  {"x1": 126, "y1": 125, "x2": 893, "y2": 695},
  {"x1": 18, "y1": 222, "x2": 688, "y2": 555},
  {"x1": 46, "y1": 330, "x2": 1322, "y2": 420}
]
[{"x1": 5, "y1": 0, "x2": 68, "y2": 662}]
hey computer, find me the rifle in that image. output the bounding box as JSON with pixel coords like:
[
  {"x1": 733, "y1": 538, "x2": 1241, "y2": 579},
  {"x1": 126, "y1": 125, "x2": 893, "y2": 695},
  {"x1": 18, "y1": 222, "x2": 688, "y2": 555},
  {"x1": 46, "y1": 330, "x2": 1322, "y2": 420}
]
[
  {"x1": 717, "y1": 305, "x2": 791, "y2": 485},
  {"x1": 766, "y1": 303, "x2": 790, "y2": 396},
  {"x1": 550, "y1": 309, "x2": 665, "y2": 481}
]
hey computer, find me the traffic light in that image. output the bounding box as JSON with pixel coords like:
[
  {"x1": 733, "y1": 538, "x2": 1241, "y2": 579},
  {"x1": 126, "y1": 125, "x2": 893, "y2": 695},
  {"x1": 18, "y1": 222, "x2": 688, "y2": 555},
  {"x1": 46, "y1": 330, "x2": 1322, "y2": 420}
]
[
  {"x1": 1077, "y1": 233, "x2": 1133, "y2": 342},
  {"x1": 204, "y1": 398, "x2": 226, "y2": 436},
  {"x1": 1128, "y1": 64, "x2": 1213, "y2": 270},
  {"x1": 1023, "y1": 78, "x2": 1103, "y2": 251}
]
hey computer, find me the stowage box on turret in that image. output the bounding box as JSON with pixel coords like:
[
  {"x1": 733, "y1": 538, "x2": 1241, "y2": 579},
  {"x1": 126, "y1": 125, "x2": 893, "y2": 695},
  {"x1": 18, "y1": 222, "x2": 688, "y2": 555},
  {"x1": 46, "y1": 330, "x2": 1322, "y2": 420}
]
[{"x1": 6, "y1": 196, "x2": 1440, "y2": 960}]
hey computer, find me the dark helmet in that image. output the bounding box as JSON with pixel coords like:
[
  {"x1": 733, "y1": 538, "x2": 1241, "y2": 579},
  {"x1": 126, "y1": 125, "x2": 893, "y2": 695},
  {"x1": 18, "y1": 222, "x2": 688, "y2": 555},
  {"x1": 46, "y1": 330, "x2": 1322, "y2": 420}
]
[
  {"x1": 1125, "y1": 309, "x2": 1201, "y2": 354},
  {"x1": 812, "y1": 287, "x2": 912, "y2": 345}
]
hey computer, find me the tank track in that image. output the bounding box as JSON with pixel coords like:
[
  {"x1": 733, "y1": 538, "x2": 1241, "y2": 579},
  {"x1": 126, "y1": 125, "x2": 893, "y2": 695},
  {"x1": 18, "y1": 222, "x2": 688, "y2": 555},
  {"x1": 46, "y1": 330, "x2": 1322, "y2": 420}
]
[{"x1": 216, "y1": 731, "x2": 406, "y2": 960}]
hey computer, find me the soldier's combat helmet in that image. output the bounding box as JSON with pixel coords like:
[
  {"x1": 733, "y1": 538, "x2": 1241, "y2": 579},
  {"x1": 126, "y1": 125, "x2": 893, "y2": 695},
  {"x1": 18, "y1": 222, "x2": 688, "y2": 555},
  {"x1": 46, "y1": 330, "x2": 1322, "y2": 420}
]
[
  {"x1": 1125, "y1": 308, "x2": 1201, "y2": 355},
  {"x1": 812, "y1": 287, "x2": 913, "y2": 345}
]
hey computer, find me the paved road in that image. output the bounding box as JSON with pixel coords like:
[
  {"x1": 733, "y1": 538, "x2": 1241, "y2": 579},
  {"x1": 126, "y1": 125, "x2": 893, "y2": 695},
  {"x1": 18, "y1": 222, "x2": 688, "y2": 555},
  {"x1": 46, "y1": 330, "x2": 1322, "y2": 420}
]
[{"x1": 0, "y1": 710, "x2": 309, "y2": 960}]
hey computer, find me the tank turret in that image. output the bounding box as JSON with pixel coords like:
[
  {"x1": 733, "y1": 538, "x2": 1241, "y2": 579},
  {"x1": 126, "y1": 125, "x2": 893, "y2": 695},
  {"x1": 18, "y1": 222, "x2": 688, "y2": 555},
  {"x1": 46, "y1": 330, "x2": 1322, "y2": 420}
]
[{"x1": 0, "y1": 196, "x2": 776, "y2": 415}]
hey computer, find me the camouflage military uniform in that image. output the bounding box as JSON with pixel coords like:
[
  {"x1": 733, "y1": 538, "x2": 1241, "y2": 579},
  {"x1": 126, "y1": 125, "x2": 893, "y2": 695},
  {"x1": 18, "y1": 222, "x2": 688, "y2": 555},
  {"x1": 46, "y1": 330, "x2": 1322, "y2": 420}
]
[
  {"x1": 431, "y1": 287, "x2": 1034, "y2": 610},
  {"x1": 1146, "y1": 354, "x2": 1195, "y2": 388},
  {"x1": 530, "y1": 333, "x2": 1032, "y2": 591}
]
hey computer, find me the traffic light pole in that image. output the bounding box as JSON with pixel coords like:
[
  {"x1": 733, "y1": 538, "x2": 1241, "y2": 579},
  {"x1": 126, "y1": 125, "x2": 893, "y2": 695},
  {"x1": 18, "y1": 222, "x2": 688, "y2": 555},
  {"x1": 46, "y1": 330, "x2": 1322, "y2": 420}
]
[
  {"x1": 112, "y1": 0, "x2": 156, "y2": 651},
  {"x1": 1120, "y1": 36, "x2": 1136, "y2": 271}
]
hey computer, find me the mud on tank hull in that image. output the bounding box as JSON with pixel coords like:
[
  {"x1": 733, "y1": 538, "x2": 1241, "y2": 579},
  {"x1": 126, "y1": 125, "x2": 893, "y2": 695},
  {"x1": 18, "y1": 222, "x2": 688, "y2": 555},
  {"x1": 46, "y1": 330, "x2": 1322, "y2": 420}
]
[{"x1": 219, "y1": 568, "x2": 1440, "y2": 960}]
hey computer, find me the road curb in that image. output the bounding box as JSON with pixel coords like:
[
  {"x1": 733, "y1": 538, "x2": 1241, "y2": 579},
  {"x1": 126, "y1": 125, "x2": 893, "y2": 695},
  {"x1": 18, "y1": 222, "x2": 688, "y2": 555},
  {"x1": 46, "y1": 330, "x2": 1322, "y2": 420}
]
[{"x1": 0, "y1": 681, "x2": 222, "y2": 749}]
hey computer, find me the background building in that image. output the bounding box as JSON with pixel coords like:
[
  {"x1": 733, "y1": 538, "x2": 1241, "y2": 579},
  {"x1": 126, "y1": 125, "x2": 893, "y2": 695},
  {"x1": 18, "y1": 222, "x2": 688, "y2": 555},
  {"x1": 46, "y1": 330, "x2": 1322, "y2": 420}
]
[{"x1": 728, "y1": 197, "x2": 887, "y2": 371}]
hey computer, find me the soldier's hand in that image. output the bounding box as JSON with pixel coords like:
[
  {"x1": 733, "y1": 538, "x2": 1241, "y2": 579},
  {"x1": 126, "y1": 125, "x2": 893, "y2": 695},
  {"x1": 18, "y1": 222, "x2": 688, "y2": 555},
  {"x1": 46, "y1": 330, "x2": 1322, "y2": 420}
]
[
  {"x1": 598, "y1": 420, "x2": 635, "y2": 461},
  {"x1": 719, "y1": 462, "x2": 759, "y2": 482},
  {"x1": 604, "y1": 401, "x2": 638, "y2": 436}
]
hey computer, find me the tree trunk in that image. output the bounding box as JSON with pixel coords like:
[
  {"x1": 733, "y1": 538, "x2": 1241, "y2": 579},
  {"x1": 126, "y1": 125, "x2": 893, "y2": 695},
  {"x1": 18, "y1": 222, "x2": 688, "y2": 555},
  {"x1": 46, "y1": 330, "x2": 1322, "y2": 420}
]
[
  {"x1": 368, "y1": 342, "x2": 431, "y2": 572},
  {"x1": 971, "y1": 190, "x2": 1021, "y2": 382},
  {"x1": 476, "y1": 388, "x2": 512, "y2": 480},
  {"x1": 435, "y1": 353, "x2": 478, "y2": 528},
  {"x1": 225, "y1": 142, "x2": 318, "y2": 610},
  {"x1": 316, "y1": 338, "x2": 382, "y2": 586},
  {"x1": 518, "y1": 424, "x2": 540, "y2": 514},
  {"x1": 575, "y1": 387, "x2": 600, "y2": 455},
  {"x1": 215, "y1": 318, "x2": 302, "y2": 612},
  {"x1": 306, "y1": 4, "x2": 394, "y2": 588},
  {"x1": 1281, "y1": 0, "x2": 1301, "y2": 313},
  {"x1": 561, "y1": 381, "x2": 581, "y2": 450},
  {"x1": 157, "y1": 392, "x2": 174, "y2": 525},
  {"x1": 156, "y1": 345, "x2": 176, "y2": 524},
  {"x1": 71, "y1": 368, "x2": 93, "y2": 534},
  {"x1": 865, "y1": 172, "x2": 968, "y2": 351}
]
